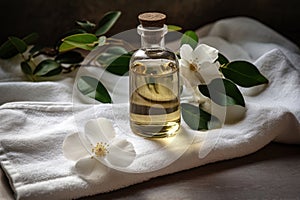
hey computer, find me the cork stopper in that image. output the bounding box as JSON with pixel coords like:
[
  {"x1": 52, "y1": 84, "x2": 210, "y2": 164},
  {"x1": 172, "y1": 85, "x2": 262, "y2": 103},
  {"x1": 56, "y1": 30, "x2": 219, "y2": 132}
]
[{"x1": 138, "y1": 12, "x2": 166, "y2": 28}]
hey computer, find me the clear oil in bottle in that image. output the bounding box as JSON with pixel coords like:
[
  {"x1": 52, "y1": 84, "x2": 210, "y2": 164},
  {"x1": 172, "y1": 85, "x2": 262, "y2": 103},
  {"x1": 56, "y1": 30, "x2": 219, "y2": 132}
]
[{"x1": 129, "y1": 13, "x2": 180, "y2": 138}]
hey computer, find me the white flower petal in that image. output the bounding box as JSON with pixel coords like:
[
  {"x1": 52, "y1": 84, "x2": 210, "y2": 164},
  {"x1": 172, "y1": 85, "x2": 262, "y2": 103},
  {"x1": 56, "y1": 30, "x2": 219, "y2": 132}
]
[
  {"x1": 63, "y1": 132, "x2": 89, "y2": 161},
  {"x1": 198, "y1": 62, "x2": 222, "y2": 84},
  {"x1": 106, "y1": 139, "x2": 136, "y2": 168},
  {"x1": 85, "y1": 118, "x2": 116, "y2": 144},
  {"x1": 193, "y1": 44, "x2": 219, "y2": 64},
  {"x1": 75, "y1": 156, "x2": 110, "y2": 180},
  {"x1": 200, "y1": 60, "x2": 221, "y2": 70},
  {"x1": 180, "y1": 66, "x2": 201, "y2": 88},
  {"x1": 180, "y1": 44, "x2": 193, "y2": 63},
  {"x1": 179, "y1": 59, "x2": 190, "y2": 69}
]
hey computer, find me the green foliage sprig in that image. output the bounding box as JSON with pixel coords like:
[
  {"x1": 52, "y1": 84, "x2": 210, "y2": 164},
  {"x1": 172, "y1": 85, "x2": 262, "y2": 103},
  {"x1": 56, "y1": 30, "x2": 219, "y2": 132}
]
[
  {"x1": 0, "y1": 12, "x2": 268, "y2": 131},
  {"x1": 179, "y1": 30, "x2": 268, "y2": 130},
  {"x1": 0, "y1": 11, "x2": 121, "y2": 81}
]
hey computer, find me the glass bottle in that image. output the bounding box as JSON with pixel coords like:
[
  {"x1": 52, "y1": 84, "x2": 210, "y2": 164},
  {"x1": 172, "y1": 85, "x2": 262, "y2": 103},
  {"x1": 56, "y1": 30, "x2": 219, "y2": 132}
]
[{"x1": 129, "y1": 12, "x2": 180, "y2": 138}]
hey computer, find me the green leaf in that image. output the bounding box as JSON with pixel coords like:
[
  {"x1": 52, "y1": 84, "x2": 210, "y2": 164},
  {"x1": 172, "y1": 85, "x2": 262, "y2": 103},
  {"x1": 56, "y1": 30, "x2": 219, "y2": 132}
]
[
  {"x1": 59, "y1": 28, "x2": 87, "y2": 43},
  {"x1": 106, "y1": 46, "x2": 127, "y2": 55},
  {"x1": 29, "y1": 45, "x2": 42, "y2": 54},
  {"x1": 59, "y1": 33, "x2": 98, "y2": 52},
  {"x1": 198, "y1": 78, "x2": 245, "y2": 107},
  {"x1": 217, "y1": 53, "x2": 229, "y2": 65},
  {"x1": 77, "y1": 76, "x2": 112, "y2": 103},
  {"x1": 0, "y1": 36, "x2": 28, "y2": 59},
  {"x1": 180, "y1": 30, "x2": 198, "y2": 49},
  {"x1": 76, "y1": 20, "x2": 96, "y2": 32},
  {"x1": 33, "y1": 59, "x2": 62, "y2": 77},
  {"x1": 63, "y1": 29, "x2": 87, "y2": 36},
  {"x1": 97, "y1": 46, "x2": 131, "y2": 76},
  {"x1": 57, "y1": 29, "x2": 87, "y2": 47},
  {"x1": 95, "y1": 11, "x2": 121, "y2": 36},
  {"x1": 8, "y1": 37, "x2": 27, "y2": 53},
  {"x1": 21, "y1": 61, "x2": 32, "y2": 75},
  {"x1": 181, "y1": 103, "x2": 221, "y2": 130},
  {"x1": 43, "y1": 66, "x2": 62, "y2": 77},
  {"x1": 0, "y1": 40, "x2": 19, "y2": 59},
  {"x1": 23, "y1": 32, "x2": 39, "y2": 45},
  {"x1": 55, "y1": 51, "x2": 84, "y2": 64},
  {"x1": 220, "y1": 61, "x2": 269, "y2": 87},
  {"x1": 167, "y1": 25, "x2": 182, "y2": 32},
  {"x1": 105, "y1": 53, "x2": 131, "y2": 76}
]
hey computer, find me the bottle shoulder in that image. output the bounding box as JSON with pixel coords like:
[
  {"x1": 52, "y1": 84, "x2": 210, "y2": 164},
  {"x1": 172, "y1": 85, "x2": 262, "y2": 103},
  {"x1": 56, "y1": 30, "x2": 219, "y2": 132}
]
[{"x1": 131, "y1": 48, "x2": 178, "y2": 62}]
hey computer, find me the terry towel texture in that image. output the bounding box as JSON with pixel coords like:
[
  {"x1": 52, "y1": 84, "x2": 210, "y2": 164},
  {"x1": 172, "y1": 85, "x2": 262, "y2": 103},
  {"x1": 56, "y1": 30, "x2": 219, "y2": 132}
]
[{"x1": 0, "y1": 17, "x2": 300, "y2": 200}]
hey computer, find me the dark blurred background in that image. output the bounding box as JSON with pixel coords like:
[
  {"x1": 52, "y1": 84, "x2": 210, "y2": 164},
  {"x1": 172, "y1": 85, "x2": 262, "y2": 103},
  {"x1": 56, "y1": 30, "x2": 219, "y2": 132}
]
[{"x1": 0, "y1": 0, "x2": 299, "y2": 46}]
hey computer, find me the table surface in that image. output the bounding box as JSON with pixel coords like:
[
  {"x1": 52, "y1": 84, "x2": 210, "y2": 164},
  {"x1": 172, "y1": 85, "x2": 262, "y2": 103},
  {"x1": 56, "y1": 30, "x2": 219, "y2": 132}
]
[{"x1": 1, "y1": 142, "x2": 300, "y2": 200}]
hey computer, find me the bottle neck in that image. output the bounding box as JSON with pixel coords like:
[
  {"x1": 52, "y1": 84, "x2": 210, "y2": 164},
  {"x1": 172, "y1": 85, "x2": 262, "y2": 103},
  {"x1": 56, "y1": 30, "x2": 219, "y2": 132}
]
[{"x1": 137, "y1": 25, "x2": 167, "y2": 49}]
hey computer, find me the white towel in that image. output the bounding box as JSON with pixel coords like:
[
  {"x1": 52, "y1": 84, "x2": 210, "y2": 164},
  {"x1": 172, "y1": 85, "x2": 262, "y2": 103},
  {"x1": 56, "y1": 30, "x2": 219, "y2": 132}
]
[{"x1": 0, "y1": 17, "x2": 300, "y2": 200}]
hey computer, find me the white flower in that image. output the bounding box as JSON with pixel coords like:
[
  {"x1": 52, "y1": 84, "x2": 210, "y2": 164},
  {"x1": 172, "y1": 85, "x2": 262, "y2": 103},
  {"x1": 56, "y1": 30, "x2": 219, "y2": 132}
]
[
  {"x1": 63, "y1": 118, "x2": 136, "y2": 180},
  {"x1": 179, "y1": 44, "x2": 221, "y2": 86},
  {"x1": 179, "y1": 44, "x2": 223, "y2": 103}
]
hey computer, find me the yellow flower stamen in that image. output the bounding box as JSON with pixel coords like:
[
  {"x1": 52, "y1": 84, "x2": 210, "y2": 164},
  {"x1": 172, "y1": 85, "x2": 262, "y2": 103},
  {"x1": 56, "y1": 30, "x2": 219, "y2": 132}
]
[
  {"x1": 189, "y1": 63, "x2": 198, "y2": 71},
  {"x1": 92, "y1": 142, "x2": 109, "y2": 157}
]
